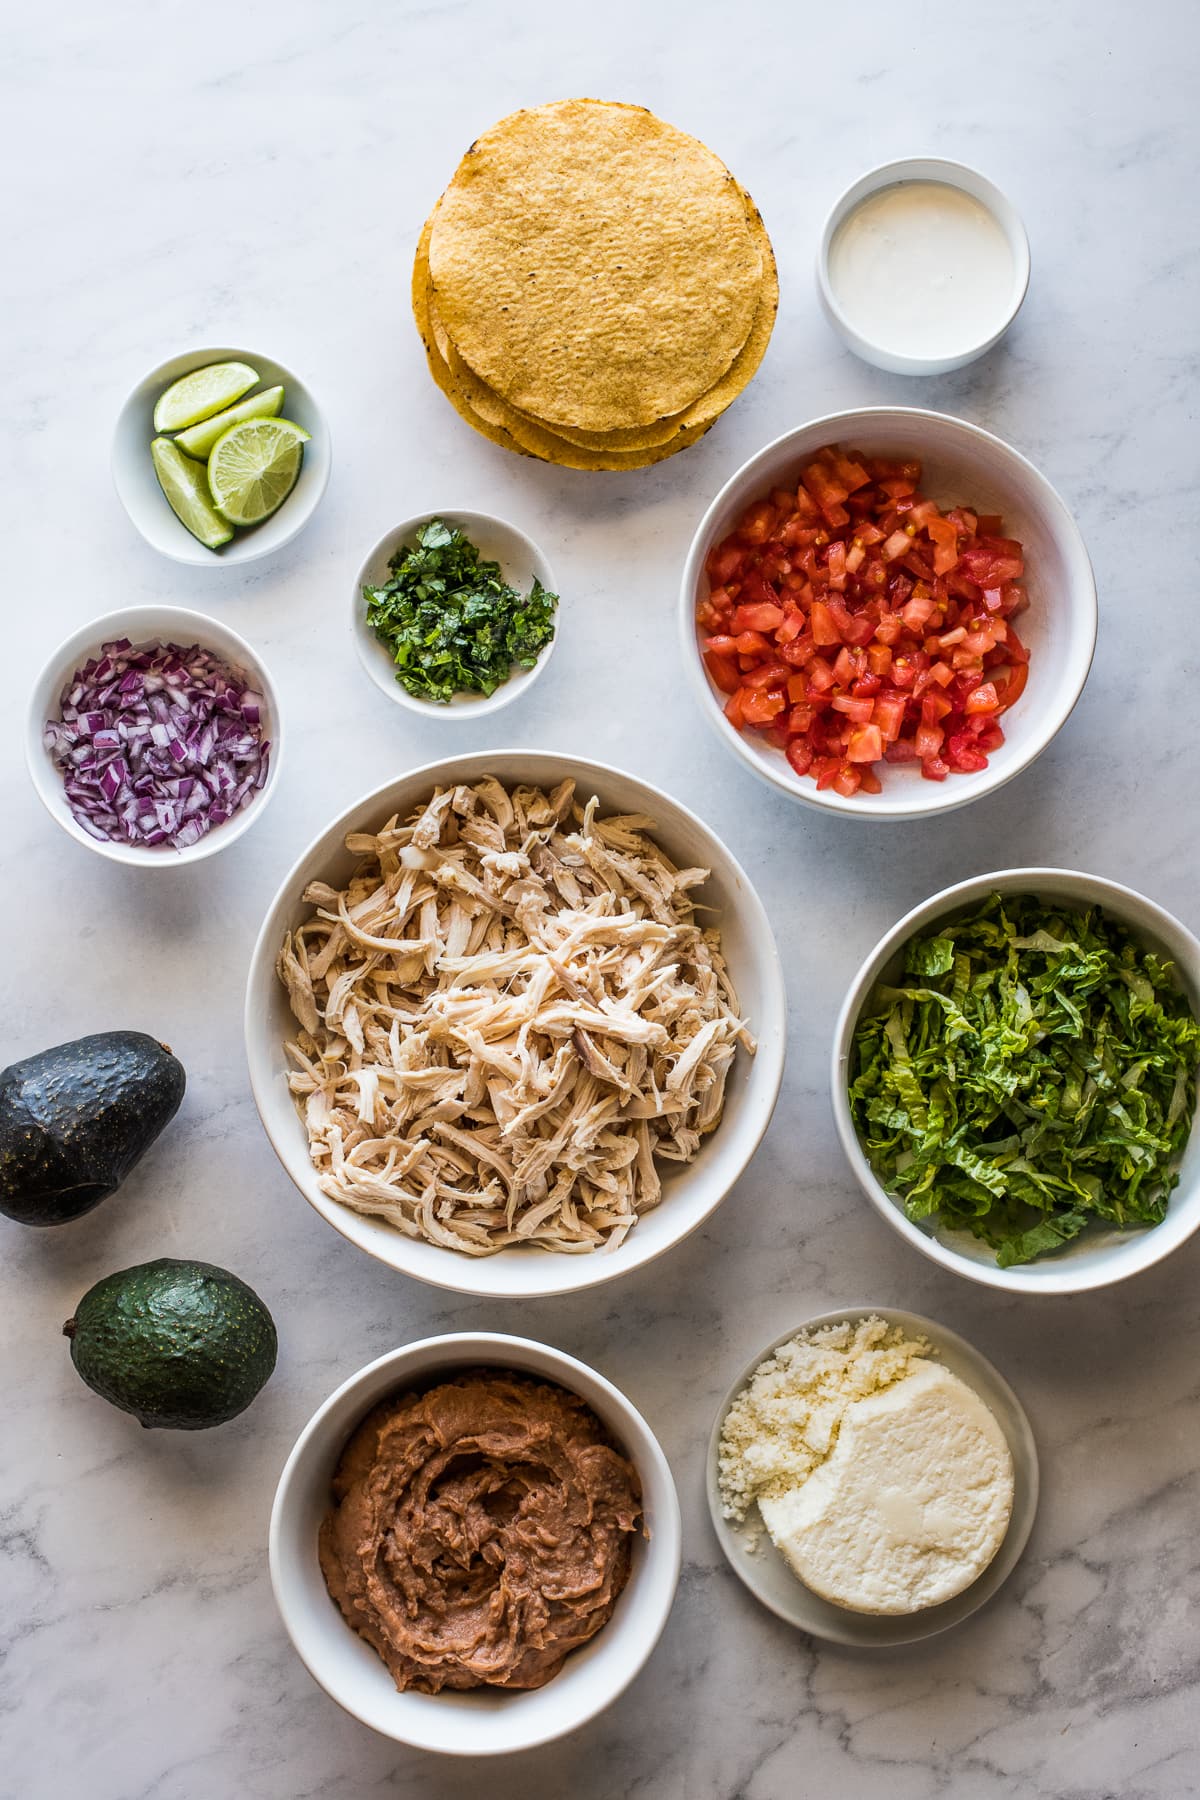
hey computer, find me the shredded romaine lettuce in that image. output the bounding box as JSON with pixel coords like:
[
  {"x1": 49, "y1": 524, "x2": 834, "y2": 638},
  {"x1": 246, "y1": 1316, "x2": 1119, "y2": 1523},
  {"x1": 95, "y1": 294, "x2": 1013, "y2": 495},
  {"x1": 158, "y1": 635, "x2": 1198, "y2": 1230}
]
[{"x1": 848, "y1": 893, "x2": 1199, "y2": 1266}]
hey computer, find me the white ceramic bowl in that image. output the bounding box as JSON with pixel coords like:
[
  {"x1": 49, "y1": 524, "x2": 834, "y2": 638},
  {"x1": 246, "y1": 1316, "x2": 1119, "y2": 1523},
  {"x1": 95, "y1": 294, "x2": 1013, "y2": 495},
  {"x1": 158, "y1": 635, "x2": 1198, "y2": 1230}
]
[
  {"x1": 269, "y1": 1332, "x2": 682, "y2": 1753},
  {"x1": 833, "y1": 869, "x2": 1200, "y2": 1294},
  {"x1": 816, "y1": 158, "x2": 1030, "y2": 376},
  {"x1": 27, "y1": 604, "x2": 283, "y2": 866},
  {"x1": 707, "y1": 1307, "x2": 1038, "y2": 1646},
  {"x1": 245, "y1": 750, "x2": 785, "y2": 1298},
  {"x1": 352, "y1": 511, "x2": 558, "y2": 718},
  {"x1": 112, "y1": 345, "x2": 331, "y2": 566},
  {"x1": 680, "y1": 408, "x2": 1096, "y2": 820}
]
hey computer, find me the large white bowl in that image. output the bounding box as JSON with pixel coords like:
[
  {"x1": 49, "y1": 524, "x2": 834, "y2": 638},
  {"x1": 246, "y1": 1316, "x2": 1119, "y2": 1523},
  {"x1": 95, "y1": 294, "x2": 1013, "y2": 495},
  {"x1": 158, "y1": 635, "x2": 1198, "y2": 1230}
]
[
  {"x1": 269, "y1": 1332, "x2": 682, "y2": 1754},
  {"x1": 245, "y1": 751, "x2": 786, "y2": 1298},
  {"x1": 352, "y1": 511, "x2": 559, "y2": 718},
  {"x1": 679, "y1": 408, "x2": 1096, "y2": 820},
  {"x1": 832, "y1": 869, "x2": 1200, "y2": 1294},
  {"x1": 27, "y1": 604, "x2": 283, "y2": 867},
  {"x1": 112, "y1": 345, "x2": 331, "y2": 566}
]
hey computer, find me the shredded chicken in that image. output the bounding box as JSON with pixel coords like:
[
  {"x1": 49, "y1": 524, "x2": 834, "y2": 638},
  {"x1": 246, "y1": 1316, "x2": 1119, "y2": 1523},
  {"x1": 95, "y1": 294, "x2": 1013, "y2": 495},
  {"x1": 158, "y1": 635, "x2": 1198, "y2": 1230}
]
[{"x1": 278, "y1": 779, "x2": 754, "y2": 1255}]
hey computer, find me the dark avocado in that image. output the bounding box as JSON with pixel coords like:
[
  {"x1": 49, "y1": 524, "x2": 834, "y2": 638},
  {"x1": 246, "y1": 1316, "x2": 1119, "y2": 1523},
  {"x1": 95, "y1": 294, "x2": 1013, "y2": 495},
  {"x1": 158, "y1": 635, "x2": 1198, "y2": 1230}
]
[
  {"x1": 64, "y1": 1258, "x2": 277, "y2": 1430},
  {"x1": 0, "y1": 1031, "x2": 185, "y2": 1225}
]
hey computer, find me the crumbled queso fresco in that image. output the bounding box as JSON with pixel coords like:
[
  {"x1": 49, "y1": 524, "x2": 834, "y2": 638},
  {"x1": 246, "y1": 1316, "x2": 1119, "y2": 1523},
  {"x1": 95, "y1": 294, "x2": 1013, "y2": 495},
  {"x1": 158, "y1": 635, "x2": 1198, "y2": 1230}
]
[{"x1": 717, "y1": 1316, "x2": 929, "y2": 1523}]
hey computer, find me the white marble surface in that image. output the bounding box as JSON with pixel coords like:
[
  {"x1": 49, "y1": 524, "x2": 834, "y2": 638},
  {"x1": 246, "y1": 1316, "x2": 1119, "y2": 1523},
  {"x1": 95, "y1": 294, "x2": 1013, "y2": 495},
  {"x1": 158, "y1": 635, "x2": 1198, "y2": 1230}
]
[{"x1": 4, "y1": 2, "x2": 1199, "y2": 1794}]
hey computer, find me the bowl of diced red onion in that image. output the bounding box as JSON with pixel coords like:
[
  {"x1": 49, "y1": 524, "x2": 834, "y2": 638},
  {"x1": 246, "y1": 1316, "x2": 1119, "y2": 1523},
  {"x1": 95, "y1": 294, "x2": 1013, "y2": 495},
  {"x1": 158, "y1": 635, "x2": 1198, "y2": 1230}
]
[
  {"x1": 27, "y1": 605, "x2": 282, "y2": 864},
  {"x1": 679, "y1": 408, "x2": 1097, "y2": 819}
]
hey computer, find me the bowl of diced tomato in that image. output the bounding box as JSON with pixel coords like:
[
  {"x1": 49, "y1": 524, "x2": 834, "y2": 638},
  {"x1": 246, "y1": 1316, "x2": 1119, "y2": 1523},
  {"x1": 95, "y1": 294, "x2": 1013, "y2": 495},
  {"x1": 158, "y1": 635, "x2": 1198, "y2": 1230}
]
[{"x1": 681, "y1": 408, "x2": 1096, "y2": 817}]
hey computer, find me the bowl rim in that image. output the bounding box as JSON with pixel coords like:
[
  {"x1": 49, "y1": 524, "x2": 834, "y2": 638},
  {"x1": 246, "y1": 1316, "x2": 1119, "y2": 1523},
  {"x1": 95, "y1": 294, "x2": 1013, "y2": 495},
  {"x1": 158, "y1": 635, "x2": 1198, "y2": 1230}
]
[
  {"x1": 704, "y1": 1304, "x2": 1040, "y2": 1646},
  {"x1": 349, "y1": 508, "x2": 560, "y2": 719},
  {"x1": 268, "y1": 1331, "x2": 683, "y2": 1753},
  {"x1": 815, "y1": 156, "x2": 1032, "y2": 375},
  {"x1": 243, "y1": 748, "x2": 787, "y2": 1298},
  {"x1": 678, "y1": 405, "x2": 1097, "y2": 821},
  {"x1": 111, "y1": 342, "x2": 332, "y2": 568},
  {"x1": 830, "y1": 867, "x2": 1200, "y2": 1293},
  {"x1": 25, "y1": 602, "x2": 284, "y2": 867}
]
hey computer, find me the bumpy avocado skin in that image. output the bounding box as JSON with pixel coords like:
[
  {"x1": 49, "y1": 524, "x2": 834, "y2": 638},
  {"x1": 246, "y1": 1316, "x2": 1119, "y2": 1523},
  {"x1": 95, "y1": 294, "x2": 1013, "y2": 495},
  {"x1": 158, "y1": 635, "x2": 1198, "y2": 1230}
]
[
  {"x1": 0, "y1": 1031, "x2": 185, "y2": 1225},
  {"x1": 65, "y1": 1259, "x2": 278, "y2": 1430}
]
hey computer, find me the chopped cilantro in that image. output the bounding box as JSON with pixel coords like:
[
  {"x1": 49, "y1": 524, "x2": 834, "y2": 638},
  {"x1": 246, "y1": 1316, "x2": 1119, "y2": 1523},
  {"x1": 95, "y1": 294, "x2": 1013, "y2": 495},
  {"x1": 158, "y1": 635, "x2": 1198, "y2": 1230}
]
[{"x1": 364, "y1": 518, "x2": 557, "y2": 704}]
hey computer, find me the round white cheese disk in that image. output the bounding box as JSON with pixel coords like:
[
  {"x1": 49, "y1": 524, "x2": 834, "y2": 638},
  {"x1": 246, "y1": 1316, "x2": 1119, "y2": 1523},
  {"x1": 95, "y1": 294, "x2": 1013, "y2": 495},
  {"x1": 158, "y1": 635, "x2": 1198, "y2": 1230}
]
[{"x1": 759, "y1": 1360, "x2": 1014, "y2": 1615}]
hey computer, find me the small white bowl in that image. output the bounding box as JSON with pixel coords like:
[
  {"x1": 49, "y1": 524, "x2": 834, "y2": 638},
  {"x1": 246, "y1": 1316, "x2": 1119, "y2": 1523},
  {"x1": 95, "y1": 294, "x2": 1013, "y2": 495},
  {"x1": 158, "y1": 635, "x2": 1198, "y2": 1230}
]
[
  {"x1": 245, "y1": 750, "x2": 786, "y2": 1299},
  {"x1": 112, "y1": 345, "x2": 331, "y2": 566},
  {"x1": 352, "y1": 511, "x2": 558, "y2": 718},
  {"x1": 832, "y1": 870, "x2": 1200, "y2": 1294},
  {"x1": 707, "y1": 1307, "x2": 1038, "y2": 1646},
  {"x1": 679, "y1": 407, "x2": 1096, "y2": 820},
  {"x1": 27, "y1": 604, "x2": 283, "y2": 866},
  {"x1": 269, "y1": 1332, "x2": 682, "y2": 1753},
  {"x1": 816, "y1": 158, "x2": 1030, "y2": 376}
]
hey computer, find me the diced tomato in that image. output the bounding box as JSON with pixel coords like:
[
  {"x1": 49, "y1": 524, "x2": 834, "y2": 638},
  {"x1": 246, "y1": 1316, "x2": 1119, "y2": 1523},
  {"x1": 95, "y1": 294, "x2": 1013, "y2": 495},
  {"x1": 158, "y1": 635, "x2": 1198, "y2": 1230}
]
[
  {"x1": 885, "y1": 736, "x2": 920, "y2": 763},
  {"x1": 926, "y1": 515, "x2": 959, "y2": 574},
  {"x1": 997, "y1": 663, "x2": 1028, "y2": 708},
  {"x1": 964, "y1": 681, "x2": 1000, "y2": 715},
  {"x1": 847, "y1": 724, "x2": 883, "y2": 763},
  {"x1": 946, "y1": 731, "x2": 989, "y2": 772},
  {"x1": 831, "y1": 695, "x2": 875, "y2": 724},
  {"x1": 698, "y1": 444, "x2": 1031, "y2": 799},
  {"x1": 733, "y1": 601, "x2": 785, "y2": 634},
  {"x1": 706, "y1": 543, "x2": 744, "y2": 584},
  {"x1": 901, "y1": 593, "x2": 936, "y2": 630},
  {"x1": 873, "y1": 696, "x2": 906, "y2": 742},
  {"x1": 810, "y1": 599, "x2": 841, "y2": 646},
  {"x1": 703, "y1": 651, "x2": 740, "y2": 694},
  {"x1": 738, "y1": 501, "x2": 776, "y2": 545},
  {"x1": 741, "y1": 687, "x2": 786, "y2": 724}
]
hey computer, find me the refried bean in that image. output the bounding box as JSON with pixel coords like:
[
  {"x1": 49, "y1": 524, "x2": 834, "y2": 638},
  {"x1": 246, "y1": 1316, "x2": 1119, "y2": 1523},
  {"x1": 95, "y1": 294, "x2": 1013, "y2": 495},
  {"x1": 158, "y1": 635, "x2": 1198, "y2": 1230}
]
[{"x1": 319, "y1": 1369, "x2": 645, "y2": 1692}]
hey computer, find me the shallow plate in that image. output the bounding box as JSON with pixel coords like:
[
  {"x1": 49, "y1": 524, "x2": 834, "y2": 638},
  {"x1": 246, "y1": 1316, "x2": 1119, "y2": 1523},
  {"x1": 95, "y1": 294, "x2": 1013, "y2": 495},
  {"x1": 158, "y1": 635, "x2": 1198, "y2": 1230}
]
[{"x1": 706, "y1": 1307, "x2": 1038, "y2": 1647}]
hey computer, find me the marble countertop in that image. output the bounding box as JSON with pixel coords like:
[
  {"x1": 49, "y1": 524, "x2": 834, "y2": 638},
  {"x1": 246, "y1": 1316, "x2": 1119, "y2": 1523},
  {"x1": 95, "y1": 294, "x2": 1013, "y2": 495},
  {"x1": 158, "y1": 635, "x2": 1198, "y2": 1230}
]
[{"x1": 5, "y1": 1, "x2": 1199, "y2": 1795}]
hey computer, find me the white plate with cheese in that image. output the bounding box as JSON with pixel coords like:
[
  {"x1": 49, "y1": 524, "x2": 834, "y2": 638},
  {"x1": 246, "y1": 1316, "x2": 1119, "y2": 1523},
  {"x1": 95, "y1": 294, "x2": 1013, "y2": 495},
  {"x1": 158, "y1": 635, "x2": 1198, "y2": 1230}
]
[{"x1": 705, "y1": 1308, "x2": 1038, "y2": 1647}]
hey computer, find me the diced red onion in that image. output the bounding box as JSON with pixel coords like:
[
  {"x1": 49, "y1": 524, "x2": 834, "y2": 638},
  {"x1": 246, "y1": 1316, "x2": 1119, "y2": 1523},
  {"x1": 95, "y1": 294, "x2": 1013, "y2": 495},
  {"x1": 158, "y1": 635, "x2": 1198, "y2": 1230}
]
[{"x1": 45, "y1": 638, "x2": 270, "y2": 851}]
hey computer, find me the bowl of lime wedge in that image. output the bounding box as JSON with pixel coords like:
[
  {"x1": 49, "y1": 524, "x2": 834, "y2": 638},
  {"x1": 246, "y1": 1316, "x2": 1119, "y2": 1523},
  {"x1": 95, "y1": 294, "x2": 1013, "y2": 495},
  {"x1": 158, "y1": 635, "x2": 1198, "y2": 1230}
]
[{"x1": 113, "y1": 346, "x2": 331, "y2": 566}]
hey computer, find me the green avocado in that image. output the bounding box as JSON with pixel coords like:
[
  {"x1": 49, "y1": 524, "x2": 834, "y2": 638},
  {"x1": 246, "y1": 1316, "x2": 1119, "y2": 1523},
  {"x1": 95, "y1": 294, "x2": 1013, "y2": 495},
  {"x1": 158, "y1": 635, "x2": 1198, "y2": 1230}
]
[
  {"x1": 64, "y1": 1259, "x2": 278, "y2": 1430},
  {"x1": 0, "y1": 1031, "x2": 185, "y2": 1226}
]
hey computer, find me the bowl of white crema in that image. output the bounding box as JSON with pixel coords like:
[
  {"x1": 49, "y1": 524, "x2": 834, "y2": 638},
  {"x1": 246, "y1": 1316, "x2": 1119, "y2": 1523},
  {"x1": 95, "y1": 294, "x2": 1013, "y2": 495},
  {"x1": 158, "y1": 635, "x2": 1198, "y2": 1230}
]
[{"x1": 816, "y1": 157, "x2": 1030, "y2": 376}]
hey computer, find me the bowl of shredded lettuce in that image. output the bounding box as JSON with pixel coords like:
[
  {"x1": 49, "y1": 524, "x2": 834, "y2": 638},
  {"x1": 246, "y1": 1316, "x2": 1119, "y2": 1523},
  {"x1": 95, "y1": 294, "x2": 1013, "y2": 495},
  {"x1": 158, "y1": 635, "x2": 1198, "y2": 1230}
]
[{"x1": 833, "y1": 869, "x2": 1200, "y2": 1292}]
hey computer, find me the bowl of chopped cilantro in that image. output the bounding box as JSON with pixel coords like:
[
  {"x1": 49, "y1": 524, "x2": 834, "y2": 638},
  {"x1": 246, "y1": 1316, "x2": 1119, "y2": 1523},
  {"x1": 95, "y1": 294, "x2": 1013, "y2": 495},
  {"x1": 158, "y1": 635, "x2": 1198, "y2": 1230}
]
[
  {"x1": 833, "y1": 870, "x2": 1200, "y2": 1292},
  {"x1": 353, "y1": 512, "x2": 559, "y2": 716}
]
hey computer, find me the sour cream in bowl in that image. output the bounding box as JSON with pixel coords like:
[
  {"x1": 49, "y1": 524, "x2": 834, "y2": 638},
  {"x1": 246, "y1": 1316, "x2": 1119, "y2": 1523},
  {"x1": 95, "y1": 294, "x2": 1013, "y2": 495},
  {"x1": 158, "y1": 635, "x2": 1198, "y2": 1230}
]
[{"x1": 817, "y1": 159, "x2": 1030, "y2": 376}]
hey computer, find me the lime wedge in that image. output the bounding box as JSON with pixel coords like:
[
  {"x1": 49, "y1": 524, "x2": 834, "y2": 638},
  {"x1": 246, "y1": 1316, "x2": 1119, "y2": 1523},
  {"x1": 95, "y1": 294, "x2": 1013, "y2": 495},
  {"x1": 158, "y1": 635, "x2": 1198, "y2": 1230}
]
[
  {"x1": 150, "y1": 438, "x2": 235, "y2": 549},
  {"x1": 207, "y1": 417, "x2": 310, "y2": 527},
  {"x1": 175, "y1": 385, "x2": 285, "y2": 459},
  {"x1": 153, "y1": 361, "x2": 259, "y2": 432}
]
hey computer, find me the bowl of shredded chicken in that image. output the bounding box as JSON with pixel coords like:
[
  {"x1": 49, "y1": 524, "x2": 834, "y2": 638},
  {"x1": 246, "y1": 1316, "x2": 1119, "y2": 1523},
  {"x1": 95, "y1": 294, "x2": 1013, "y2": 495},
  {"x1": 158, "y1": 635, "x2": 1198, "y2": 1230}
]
[{"x1": 247, "y1": 754, "x2": 786, "y2": 1298}]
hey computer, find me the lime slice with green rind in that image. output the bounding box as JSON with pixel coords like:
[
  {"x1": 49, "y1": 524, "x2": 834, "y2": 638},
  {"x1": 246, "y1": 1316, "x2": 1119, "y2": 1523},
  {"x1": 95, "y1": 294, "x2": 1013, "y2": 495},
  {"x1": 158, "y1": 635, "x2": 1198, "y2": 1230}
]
[
  {"x1": 175, "y1": 385, "x2": 285, "y2": 459},
  {"x1": 207, "y1": 417, "x2": 310, "y2": 527},
  {"x1": 150, "y1": 438, "x2": 235, "y2": 549},
  {"x1": 153, "y1": 362, "x2": 259, "y2": 432}
]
